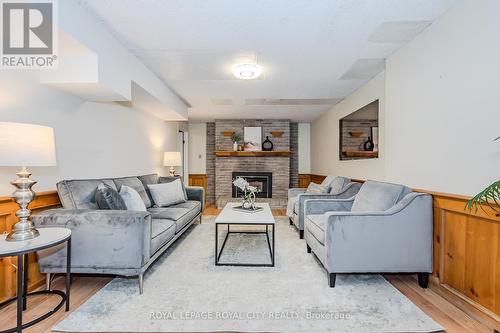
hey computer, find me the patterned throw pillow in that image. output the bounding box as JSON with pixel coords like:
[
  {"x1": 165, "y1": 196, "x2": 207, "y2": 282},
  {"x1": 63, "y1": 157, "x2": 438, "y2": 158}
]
[
  {"x1": 119, "y1": 185, "x2": 147, "y2": 212},
  {"x1": 306, "y1": 182, "x2": 329, "y2": 194},
  {"x1": 95, "y1": 183, "x2": 126, "y2": 210}
]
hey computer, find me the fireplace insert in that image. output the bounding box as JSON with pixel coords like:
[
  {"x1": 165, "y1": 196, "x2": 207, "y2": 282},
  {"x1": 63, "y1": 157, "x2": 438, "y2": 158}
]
[{"x1": 232, "y1": 172, "x2": 272, "y2": 198}]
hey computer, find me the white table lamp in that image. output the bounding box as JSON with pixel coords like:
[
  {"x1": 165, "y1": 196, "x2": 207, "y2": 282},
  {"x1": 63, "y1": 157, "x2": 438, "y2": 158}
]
[
  {"x1": 0, "y1": 122, "x2": 57, "y2": 241},
  {"x1": 163, "y1": 151, "x2": 181, "y2": 177}
]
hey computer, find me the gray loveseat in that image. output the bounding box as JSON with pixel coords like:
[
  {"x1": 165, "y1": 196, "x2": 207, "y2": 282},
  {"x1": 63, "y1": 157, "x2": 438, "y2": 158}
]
[
  {"x1": 32, "y1": 174, "x2": 204, "y2": 294},
  {"x1": 304, "y1": 180, "x2": 433, "y2": 288}
]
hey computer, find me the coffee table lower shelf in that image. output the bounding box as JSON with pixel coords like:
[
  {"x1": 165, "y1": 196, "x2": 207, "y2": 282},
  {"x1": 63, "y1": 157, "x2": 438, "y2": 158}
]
[{"x1": 215, "y1": 223, "x2": 275, "y2": 267}]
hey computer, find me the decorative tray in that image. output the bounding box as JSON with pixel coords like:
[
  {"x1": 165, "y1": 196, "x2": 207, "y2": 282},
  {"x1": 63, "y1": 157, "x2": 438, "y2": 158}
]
[{"x1": 232, "y1": 205, "x2": 264, "y2": 213}]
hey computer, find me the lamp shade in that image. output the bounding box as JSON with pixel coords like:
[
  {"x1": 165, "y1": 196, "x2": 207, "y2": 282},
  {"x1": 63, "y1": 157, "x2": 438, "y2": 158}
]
[
  {"x1": 0, "y1": 122, "x2": 57, "y2": 166},
  {"x1": 163, "y1": 151, "x2": 181, "y2": 166}
]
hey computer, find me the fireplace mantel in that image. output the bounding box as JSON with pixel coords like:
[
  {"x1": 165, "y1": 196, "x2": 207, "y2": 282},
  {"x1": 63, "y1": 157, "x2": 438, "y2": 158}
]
[{"x1": 215, "y1": 151, "x2": 290, "y2": 157}]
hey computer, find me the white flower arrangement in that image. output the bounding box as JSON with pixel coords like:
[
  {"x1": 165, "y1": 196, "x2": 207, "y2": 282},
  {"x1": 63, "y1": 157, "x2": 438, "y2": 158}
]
[
  {"x1": 232, "y1": 177, "x2": 260, "y2": 208},
  {"x1": 232, "y1": 177, "x2": 249, "y2": 191}
]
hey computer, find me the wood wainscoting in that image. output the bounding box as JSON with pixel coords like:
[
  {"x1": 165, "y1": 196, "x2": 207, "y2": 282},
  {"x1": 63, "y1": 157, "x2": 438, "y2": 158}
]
[
  {"x1": 0, "y1": 191, "x2": 61, "y2": 303},
  {"x1": 310, "y1": 174, "x2": 327, "y2": 184},
  {"x1": 188, "y1": 174, "x2": 207, "y2": 202},
  {"x1": 310, "y1": 174, "x2": 500, "y2": 331},
  {"x1": 298, "y1": 174, "x2": 311, "y2": 188}
]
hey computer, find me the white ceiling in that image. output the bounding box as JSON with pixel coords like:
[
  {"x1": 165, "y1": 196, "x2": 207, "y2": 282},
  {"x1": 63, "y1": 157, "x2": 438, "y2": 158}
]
[{"x1": 79, "y1": 0, "x2": 455, "y2": 122}]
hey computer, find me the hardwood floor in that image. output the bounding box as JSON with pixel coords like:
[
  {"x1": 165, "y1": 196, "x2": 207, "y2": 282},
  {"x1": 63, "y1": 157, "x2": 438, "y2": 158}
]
[{"x1": 0, "y1": 206, "x2": 492, "y2": 333}]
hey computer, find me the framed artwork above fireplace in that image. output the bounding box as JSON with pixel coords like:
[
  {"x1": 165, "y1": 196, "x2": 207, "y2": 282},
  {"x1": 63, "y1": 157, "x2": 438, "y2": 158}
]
[{"x1": 243, "y1": 126, "x2": 262, "y2": 151}]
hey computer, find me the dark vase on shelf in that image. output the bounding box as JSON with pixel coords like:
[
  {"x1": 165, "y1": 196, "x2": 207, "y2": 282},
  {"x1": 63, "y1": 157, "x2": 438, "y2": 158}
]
[
  {"x1": 363, "y1": 137, "x2": 374, "y2": 151},
  {"x1": 262, "y1": 136, "x2": 273, "y2": 151}
]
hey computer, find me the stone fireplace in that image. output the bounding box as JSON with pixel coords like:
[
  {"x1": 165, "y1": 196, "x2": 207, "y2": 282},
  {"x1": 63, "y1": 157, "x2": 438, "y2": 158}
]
[{"x1": 213, "y1": 119, "x2": 291, "y2": 209}]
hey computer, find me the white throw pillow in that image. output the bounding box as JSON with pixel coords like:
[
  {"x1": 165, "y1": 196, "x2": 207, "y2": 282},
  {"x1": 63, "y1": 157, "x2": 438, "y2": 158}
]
[
  {"x1": 147, "y1": 179, "x2": 186, "y2": 207},
  {"x1": 119, "y1": 185, "x2": 147, "y2": 212}
]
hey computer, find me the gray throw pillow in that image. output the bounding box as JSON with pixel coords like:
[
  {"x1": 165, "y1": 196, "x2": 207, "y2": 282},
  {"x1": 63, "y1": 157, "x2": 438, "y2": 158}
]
[
  {"x1": 95, "y1": 183, "x2": 126, "y2": 210},
  {"x1": 306, "y1": 182, "x2": 329, "y2": 194},
  {"x1": 148, "y1": 179, "x2": 186, "y2": 207},
  {"x1": 119, "y1": 185, "x2": 147, "y2": 212},
  {"x1": 159, "y1": 176, "x2": 188, "y2": 200}
]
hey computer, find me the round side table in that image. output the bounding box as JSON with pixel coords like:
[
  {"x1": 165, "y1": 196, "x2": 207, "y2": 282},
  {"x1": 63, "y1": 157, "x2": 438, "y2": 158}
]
[{"x1": 0, "y1": 228, "x2": 71, "y2": 333}]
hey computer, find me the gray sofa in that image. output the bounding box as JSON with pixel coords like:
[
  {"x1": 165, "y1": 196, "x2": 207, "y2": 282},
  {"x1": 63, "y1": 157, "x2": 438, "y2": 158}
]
[
  {"x1": 304, "y1": 180, "x2": 433, "y2": 288},
  {"x1": 287, "y1": 176, "x2": 361, "y2": 239},
  {"x1": 32, "y1": 174, "x2": 204, "y2": 294}
]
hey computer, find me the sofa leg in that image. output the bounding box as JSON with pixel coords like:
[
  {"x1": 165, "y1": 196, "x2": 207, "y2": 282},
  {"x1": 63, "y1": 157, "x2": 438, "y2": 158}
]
[
  {"x1": 138, "y1": 274, "x2": 144, "y2": 295},
  {"x1": 418, "y1": 273, "x2": 429, "y2": 288},
  {"x1": 299, "y1": 230, "x2": 304, "y2": 239},
  {"x1": 46, "y1": 273, "x2": 51, "y2": 291},
  {"x1": 329, "y1": 273, "x2": 336, "y2": 288},
  {"x1": 289, "y1": 218, "x2": 293, "y2": 226},
  {"x1": 306, "y1": 244, "x2": 311, "y2": 253}
]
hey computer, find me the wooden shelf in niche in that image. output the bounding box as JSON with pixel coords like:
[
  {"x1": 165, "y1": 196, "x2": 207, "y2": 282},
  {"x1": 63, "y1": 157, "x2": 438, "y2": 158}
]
[
  {"x1": 221, "y1": 131, "x2": 234, "y2": 137},
  {"x1": 349, "y1": 131, "x2": 366, "y2": 138},
  {"x1": 343, "y1": 151, "x2": 378, "y2": 158},
  {"x1": 215, "y1": 151, "x2": 290, "y2": 157},
  {"x1": 270, "y1": 131, "x2": 284, "y2": 137}
]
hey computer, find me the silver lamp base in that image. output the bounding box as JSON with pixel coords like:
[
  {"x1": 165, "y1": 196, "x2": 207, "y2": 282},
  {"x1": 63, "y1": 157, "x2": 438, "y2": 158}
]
[
  {"x1": 169, "y1": 166, "x2": 176, "y2": 177},
  {"x1": 6, "y1": 167, "x2": 40, "y2": 242}
]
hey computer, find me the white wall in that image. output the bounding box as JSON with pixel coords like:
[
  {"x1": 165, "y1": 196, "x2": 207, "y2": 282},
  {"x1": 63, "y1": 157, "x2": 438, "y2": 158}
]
[
  {"x1": 298, "y1": 123, "x2": 311, "y2": 174},
  {"x1": 311, "y1": 0, "x2": 500, "y2": 196},
  {"x1": 384, "y1": 0, "x2": 500, "y2": 195},
  {"x1": 188, "y1": 123, "x2": 207, "y2": 174},
  {"x1": 0, "y1": 71, "x2": 179, "y2": 195},
  {"x1": 311, "y1": 72, "x2": 386, "y2": 181}
]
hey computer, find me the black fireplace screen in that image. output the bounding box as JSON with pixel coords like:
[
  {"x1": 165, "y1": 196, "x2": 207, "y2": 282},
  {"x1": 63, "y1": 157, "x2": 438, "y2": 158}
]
[{"x1": 232, "y1": 172, "x2": 273, "y2": 198}]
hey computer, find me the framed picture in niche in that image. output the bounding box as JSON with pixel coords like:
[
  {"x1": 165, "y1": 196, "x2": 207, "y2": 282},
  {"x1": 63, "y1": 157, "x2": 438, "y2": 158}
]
[{"x1": 243, "y1": 126, "x2": 262, "y2": 151}]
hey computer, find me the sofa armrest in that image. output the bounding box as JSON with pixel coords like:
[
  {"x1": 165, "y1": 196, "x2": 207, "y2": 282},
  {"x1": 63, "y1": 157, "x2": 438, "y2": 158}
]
[
  {"x1": 323, "y1": 193, "x2": 433, "y2": 273},
  {"x1": 295, "y1": 194, "x2": 346, "y2": 229},
  {"x1": 32, "y1": 209, "x2": 152, "y2": 272},
  {"x1": 288, "y1": 188, "x2": 306, "y2": 199},
  {"x1": 185, "y1": 186, "x2": 204, "y2": 211},
  {"x1": 304, "y1": 198, "x2": 354, "y2": 215}
]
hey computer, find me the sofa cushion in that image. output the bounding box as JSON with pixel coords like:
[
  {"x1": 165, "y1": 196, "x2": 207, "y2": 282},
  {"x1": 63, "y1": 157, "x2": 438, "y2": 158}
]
[
  {"x1": 306, "y1": 215, "x2": 326, "y2": 245},
  {"x1": 95, "y1": 183, "x2": 126, "y2": 210},
  {"x1": 151, "y1": 219, "x2": 176, "y2": 255},
  {"x1": 168, "y1": 200, "x2": 202, "y2": 211},
  {"x1": 329, "y1": 177, "x2": 350, "y2": 194},
  {"x1": 113, "y1": 176, "x2": 152, "y2": 208},
  {"x1": 138, "y1": 174, "x2": 159, "y2": 206},
  {"x1": 148, "y1": 207, "x2": 189, "y2": 220},
  {"x1": 159, "y1": 176, "x2": 188, "y2": 200},
  {"x1": 57, "y1": 179, "x2": 116, "y2": 209},
  {"x1": 351, "y1": 180, "x2": 412, "y2": 212},
  {"x1": 148, "y1": 180, "x2": 186, "y2": 207},
  {"x1": 119, "y1": 185, "x2": 147, "y2": 212},
  {"x1": 147, "y1": 200, "x2": 201, "y2": 233}
]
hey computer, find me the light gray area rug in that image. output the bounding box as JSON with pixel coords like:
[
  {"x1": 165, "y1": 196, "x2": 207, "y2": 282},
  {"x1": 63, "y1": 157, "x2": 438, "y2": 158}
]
[{"x1": 54, "y1": 216, "x2": 442, "y2": 333}]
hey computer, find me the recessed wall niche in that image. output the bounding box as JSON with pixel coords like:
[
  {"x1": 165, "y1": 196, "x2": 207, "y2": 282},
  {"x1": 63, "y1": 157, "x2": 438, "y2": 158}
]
[{"x1": 339, "y1": 100, "x2": 379, "y2": 160}]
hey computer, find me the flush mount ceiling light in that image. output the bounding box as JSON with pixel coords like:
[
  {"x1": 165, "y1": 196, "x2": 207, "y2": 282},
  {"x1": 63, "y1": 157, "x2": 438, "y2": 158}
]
[{"x1": 232, "y1": 63, "x2": 263, "y2": 80}]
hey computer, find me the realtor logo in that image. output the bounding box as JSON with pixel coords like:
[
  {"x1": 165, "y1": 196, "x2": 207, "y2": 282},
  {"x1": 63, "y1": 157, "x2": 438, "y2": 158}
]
[{"x1": 1, "y1": 0, "x2": 58, "y2": 69}]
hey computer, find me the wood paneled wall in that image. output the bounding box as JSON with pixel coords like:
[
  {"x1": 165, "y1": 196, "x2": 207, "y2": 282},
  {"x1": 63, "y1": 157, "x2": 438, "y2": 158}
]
[
  {"x1": 430, "y1": 192, "x2": 500, "y2": 330},
  {"x1": 188, "y1": 174, "x2": 207, "y2": 203},
  {"x1": 298, "y1": 174, "x2": 311, "y2": 188},
  {"x1": 0, "y1": 191, "x2": 61, "y2": 303},
  {"x1": 310, "y1": 174, "x2": 500, "y2": 330}
]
